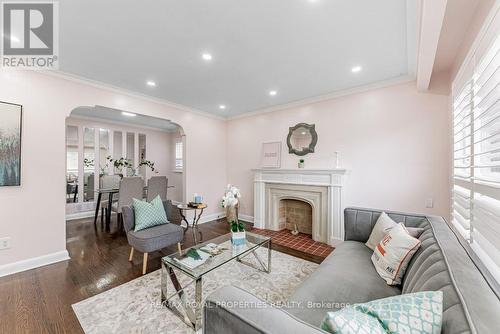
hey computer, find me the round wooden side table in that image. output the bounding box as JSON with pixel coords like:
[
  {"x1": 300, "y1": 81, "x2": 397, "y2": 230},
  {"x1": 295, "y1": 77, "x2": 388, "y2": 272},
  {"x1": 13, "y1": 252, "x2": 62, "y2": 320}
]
[{"x1": 177, "y1": 203, "x2": 207, "y2": 244}]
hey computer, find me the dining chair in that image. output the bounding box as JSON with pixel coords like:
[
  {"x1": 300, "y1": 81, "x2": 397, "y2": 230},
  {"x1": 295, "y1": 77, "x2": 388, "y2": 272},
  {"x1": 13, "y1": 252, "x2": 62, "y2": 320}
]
[
  {"x1": 85, "y1": 173, "x2": 95, "y2": 202},
  {"x1": 147, "y1": 176, "x2": 168, "y2": 202},
  {"x1": 99, "y1": 175, "x2": 121, "y2": 224},
  {"x1": 111, "y1": 176, "x2": 144, "y2": 229}
]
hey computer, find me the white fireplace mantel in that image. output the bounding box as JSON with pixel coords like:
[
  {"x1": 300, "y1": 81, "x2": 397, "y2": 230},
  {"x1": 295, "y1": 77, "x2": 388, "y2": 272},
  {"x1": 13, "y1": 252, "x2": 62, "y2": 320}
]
[{"x1": 252, "y1": 168, "x2": 347, "y2": 246}]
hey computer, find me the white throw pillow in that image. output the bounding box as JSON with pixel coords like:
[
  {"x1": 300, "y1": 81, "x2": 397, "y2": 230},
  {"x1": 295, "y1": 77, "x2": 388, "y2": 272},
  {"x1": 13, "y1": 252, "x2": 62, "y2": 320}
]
[
  {"x1": 365, "y1": 212, "x2": 397, "y2": 250},
  {"x1": 371, "y1": 223, "x2": 421, "y2": 285}
]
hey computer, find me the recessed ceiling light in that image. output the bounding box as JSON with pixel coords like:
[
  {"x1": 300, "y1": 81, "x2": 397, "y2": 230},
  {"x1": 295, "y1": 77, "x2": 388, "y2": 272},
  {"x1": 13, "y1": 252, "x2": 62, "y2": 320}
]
[
  {"x1": 351, "y1": 66, "x2": 362, "y2": 73},
  {"x1": 121, "y1": 111, "x2": 137, "y2": 117},
  {"x1": 146, "y1": 80, "x2": 156, "y2": 87},
  {"x1": 219, "y1": 105, "x2": 226, "y2": 110},
  {"x1": 301, "y1": 131, "x2": 307, "y2": 135},
  {"x1": 202, "y1": 53, "x2": 213, "y2": 61},
  {"x1": 269, "y1": 90, "x2": 277, "y2": 96}
]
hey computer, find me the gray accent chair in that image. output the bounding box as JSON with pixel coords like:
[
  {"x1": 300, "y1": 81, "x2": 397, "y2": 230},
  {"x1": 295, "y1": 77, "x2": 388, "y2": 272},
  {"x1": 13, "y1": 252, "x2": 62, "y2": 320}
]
[
  {"x1": 111, "y1": 176, "x2": 144, "y2": 228},
  {"x1": 204, "y1": 208, "x2": 500, "y2": 334},
  {"x1": 147, "y1": 176, "x2": 168, "y2": 202},
  {"x1": 122, "y1": 200, "x2": 184, "y2": 275}
]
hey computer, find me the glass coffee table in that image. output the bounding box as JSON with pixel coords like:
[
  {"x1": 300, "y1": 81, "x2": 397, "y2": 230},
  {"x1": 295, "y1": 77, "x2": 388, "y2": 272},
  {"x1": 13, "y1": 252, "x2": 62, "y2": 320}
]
[{"x1": 160, "y1": 232, "x2": 272, "y2": 331}]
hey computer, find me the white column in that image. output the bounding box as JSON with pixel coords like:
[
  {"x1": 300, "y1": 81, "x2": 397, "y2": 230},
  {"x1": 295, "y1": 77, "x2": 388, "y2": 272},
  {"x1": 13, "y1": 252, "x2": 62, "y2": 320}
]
[
  {"x1": 253, "y1": 171, "x2": 265, "y2": 229},
  {"x1": 77, "y1": 125, "x2": 84, "y2": 203}
]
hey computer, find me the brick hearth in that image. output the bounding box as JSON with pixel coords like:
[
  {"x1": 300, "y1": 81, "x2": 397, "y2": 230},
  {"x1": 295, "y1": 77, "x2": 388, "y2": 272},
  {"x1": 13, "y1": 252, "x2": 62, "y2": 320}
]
[{"x1": 251, "y1": 228, "x2": 334, "y2": 258}]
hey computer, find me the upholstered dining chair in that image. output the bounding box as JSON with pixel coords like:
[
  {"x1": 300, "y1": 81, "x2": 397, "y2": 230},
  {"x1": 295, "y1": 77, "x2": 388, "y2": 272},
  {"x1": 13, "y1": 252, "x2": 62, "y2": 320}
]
[
  {"x1": 122, "y1": 200, "x2": 184, "y2": 275},
  {"x1": 111, "y1": 176, "x2": 144, "y2": 229},
  {"x1": 99, "y1": 174, "x2": 121, "y2": 225},
  {"x1": 85, "y1": 173, "x2": 95, "y2": 202},
  {"x1": 147, "y1": 176, "x2": 168, "y2": 202}
]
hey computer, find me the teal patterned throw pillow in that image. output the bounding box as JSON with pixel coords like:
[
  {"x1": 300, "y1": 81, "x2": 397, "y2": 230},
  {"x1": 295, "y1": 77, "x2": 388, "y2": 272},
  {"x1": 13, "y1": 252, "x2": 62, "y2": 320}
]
[
  {"x1": 321, "y1": 291, "x2": 443, "y2": 334},
  {"x1": 133, "y1": 195, "x2": 168, "y2": 232}
]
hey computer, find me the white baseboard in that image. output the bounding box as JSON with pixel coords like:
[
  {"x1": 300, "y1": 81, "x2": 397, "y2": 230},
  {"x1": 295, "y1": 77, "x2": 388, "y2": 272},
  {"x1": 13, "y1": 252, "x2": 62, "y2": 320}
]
[
  {"x1": 238, "y1": 214, "x2": 254, "y2": 224},
  {"x1": 66, "y1": 210, "x2": 96, "y2": 221},
  {"x1": 0, "y1": 250, "x2": 70, "y2": 278},
  {"x1": 198, "y1": 211, "x2": 226, "y2": 224}
]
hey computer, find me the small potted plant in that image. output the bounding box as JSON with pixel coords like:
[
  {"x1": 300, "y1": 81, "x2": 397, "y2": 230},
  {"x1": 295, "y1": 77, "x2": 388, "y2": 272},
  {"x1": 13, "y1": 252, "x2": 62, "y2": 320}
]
[
  {"x1": 298, "y1": 159, "x2": 305, "y2": 168},
  {"x1": 230, "y1": 220, "x2": 246, "y2": 246}
]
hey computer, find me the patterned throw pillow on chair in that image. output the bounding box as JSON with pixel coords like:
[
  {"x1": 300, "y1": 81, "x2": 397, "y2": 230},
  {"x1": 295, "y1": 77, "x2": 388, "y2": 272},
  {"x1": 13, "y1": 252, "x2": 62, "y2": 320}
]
[
  {"x1": 321, "y1": 291, "x2": 443, "y2": 334},
  {"x1": 133, "y1": 195, "x2": 168, "y2": 232}
]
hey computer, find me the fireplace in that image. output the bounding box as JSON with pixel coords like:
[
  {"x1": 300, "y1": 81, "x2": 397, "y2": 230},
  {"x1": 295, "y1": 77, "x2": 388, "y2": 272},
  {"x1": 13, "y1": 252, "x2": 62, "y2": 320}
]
[
  {"x1": 279, "y1": 199, "x2": 313, "y2": 235},
  {"x1": 253, "y1": 168, "x2": 347, "y2": 246}
]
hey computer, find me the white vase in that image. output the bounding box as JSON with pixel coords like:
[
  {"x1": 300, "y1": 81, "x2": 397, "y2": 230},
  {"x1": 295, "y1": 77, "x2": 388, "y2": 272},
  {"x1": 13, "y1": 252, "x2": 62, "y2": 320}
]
[{"x1": 231, "y1": 231, "x2": 246, "y2": 246}]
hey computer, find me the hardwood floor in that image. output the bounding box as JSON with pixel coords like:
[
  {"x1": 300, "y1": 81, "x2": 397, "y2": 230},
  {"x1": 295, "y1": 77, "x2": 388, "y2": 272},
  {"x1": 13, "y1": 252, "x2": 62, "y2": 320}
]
[{"x1": 0, "y1": 216, "x2": 323, "y2": 333}]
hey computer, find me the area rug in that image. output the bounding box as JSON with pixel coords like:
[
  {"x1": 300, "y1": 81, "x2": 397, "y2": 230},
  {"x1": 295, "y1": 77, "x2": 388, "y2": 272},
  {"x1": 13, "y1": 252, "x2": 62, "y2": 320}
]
[{"x1": 72, "y1": 247, "x2": 319, "y2": 334}]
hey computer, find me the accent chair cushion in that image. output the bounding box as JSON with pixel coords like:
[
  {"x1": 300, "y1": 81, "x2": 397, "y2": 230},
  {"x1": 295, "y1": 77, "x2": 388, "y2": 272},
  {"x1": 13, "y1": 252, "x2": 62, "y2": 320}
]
[
  {"x1": 133, "y1": 195, "x2": 168, "y2": 232},
  {"x1": 372, "y1": 223, "x2": 421, "y2": 285},
  {"x1": 127, "y1": 222, "x2": 184, "y2": 253},
  {"x1": 321, "y1": 291, "x2": 443, "y2": 334}
]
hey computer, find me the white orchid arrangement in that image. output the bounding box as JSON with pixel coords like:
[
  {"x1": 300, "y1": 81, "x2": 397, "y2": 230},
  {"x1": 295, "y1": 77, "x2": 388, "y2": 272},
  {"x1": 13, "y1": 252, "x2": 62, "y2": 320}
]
[{"x1": 221, "y1": 184, "x2": 241, "y2": 208}]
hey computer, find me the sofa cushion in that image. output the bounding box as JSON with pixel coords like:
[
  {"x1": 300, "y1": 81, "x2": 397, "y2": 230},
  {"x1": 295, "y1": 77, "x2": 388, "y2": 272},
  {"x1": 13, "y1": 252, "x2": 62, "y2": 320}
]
[
  {"x1": 321, "y1": 291, "x2": 443, "y2": 334},
  {"x1": 365, "y1": 211, "x2": 397, "y2": 250},
  {"x1": 127, "y1": 222, "x2": 183, "y2": 253},
  {"x1": 286, "y1": 241, "x2": 400, "y2": 327},
  {"x1": 371, "y1": 223, "x2": 421, "y2": 285}
]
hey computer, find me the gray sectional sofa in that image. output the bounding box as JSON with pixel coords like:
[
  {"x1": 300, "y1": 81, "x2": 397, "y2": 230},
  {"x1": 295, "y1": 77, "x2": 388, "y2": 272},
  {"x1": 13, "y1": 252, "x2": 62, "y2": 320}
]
[{"x1": 204, "y1": 208, "x2": 500, "y2": 334}]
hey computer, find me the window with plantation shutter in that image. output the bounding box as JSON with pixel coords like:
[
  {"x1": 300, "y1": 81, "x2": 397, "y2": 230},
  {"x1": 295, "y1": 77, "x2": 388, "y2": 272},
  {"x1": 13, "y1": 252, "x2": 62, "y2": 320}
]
[
  {"x1": 175, "y1": 141, "x2": 183, "y2": 169},
  {"x1": 452, "y1": 32, "x2": 500, "y2": 283}
]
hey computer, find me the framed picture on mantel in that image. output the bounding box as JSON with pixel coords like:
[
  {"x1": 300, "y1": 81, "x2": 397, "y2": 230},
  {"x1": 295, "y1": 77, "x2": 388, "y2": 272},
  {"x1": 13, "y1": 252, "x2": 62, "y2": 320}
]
[{"x1": 261, "y1": 142, "x2": 281, "y2": 168}]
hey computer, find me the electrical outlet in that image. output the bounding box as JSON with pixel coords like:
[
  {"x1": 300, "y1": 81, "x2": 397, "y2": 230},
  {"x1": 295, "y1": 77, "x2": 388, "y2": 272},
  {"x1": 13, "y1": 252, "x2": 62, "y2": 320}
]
[
  {"x1": 425, "y1": 198, "x2": 434, "y2": 209},
  {"x1": 0, "y1": 237, "x2": 11, "y2": 250}
]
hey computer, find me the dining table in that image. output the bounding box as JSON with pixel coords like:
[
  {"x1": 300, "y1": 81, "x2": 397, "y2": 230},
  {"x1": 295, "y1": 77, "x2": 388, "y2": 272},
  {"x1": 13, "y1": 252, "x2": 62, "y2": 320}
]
[{"x1": 93, "y1": 185, "x2": 174, "y2": 232}]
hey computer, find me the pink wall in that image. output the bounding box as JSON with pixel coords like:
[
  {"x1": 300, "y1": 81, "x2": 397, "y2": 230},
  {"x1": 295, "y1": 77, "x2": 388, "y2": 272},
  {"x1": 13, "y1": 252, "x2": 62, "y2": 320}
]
[
  {"x1": 227, "y1": 82, "x2": 450, "y2": 219},
  {"x1": 0, "y1": 71, "x2": 227, "y2": 267},
  {"x1": 0, "y1": 72, "x2": 451, "y2": 270}
]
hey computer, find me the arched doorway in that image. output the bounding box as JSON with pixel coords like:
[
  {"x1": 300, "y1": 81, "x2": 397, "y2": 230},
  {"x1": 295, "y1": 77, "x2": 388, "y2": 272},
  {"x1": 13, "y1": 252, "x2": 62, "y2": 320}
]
[{"x1": 64, "y1": 105, "x2": 186, "y2": 225}]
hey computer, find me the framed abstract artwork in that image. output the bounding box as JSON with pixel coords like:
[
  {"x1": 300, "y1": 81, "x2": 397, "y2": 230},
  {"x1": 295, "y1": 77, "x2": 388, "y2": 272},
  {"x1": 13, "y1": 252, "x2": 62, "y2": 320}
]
[
  {"x1": 261, "y1": 142, "x2": 281, "y2": 168},
  {"x1": 0, "y1": 101, "x2": 22, "y2": 186}
]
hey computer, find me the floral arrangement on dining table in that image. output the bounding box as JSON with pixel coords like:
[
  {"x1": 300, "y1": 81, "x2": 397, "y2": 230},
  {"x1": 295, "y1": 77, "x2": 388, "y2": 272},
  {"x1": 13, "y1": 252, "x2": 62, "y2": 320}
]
[{"x1": 101, "y1": 156, "x2": 158, "y2": 176}]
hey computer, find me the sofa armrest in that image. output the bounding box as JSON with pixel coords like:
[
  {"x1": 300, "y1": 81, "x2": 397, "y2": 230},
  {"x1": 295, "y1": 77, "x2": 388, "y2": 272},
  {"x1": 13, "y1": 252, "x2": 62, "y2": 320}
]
[
  {"x1": 204, "y1": 285, "x2": 327, "y2": 334},
  {"x1": 344, "y1": 207, "x2": 427, "y2": 242}
]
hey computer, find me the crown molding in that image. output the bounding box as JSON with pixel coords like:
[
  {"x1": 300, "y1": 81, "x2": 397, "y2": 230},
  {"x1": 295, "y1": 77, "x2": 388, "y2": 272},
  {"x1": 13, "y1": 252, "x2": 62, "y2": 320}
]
[
  {"x1": 38, "y1": 70, "x2": 226, "y2": 121},
  {"x1": 227, "y1": 75, "x2": 416, "y2": 121},
  {"x1": 38, "y1": 71, "x2": 416, "y2": 122}
]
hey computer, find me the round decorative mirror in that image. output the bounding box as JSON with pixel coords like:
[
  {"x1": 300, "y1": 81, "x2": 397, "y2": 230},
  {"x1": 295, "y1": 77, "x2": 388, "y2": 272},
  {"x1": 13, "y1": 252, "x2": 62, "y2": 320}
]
[{"x1": 287, "y1": 123, "x2": 318, "y2": 156}]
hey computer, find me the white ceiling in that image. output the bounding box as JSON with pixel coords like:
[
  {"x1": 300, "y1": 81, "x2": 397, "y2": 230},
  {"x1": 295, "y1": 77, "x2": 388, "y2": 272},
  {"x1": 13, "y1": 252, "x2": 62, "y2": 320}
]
[
  {"x1": 59, "y1": 0, "x2": 416, "y2": 117},
  {"x1": 72, "y1": 106, "x2": 181, "y2": 132}
]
